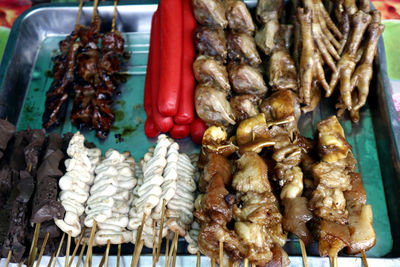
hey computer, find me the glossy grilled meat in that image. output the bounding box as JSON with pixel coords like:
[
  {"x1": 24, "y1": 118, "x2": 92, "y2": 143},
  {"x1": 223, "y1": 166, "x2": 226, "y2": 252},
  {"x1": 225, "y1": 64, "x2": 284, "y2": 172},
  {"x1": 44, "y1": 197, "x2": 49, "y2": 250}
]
[
  {"x1": 227, "y1": 33, "x2": 261, "y2": 66},
  {"x1": 194, "y1": 26, "x2": 227, "y2": 62},
  {"x1": 228, "y1": 64, "x2": 268, "y2": 96},
  {"x1": 230, "y1": 94, "x2": 260, "y2": 122}
]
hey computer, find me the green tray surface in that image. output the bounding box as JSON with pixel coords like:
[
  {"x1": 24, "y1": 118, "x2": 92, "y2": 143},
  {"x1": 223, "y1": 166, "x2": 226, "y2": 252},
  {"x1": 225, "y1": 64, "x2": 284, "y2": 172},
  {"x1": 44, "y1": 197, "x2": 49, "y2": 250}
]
[{"x1": 15, "y1": 33, "x2": 392, "y2": 257}]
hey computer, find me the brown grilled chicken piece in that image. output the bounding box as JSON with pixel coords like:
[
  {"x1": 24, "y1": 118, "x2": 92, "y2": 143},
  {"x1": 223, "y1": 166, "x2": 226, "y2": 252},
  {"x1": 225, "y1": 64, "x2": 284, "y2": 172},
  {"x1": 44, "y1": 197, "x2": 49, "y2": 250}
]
[
  {"x1": 194, "y1": 26, "x2": 227, "y2": 62},
  {"x1": 230, "y1": 95, "x2": 260, "y2": 122},
  {"x1": 236, "y1": 113, "x2": 271, "y2": 146},
  {"x1": 193, "y1": 55, "x2": 231, "y2": 93},
  {"x1": 228, "y1": 64, "x2": 268, "y2": 96},
  {"x1": 200, "y1": 126, "x2": 238, "y2": 158},
  {"x1": 317, "y1": 219, "x2": 351, "y2": 258},
  {"x1": 195, "y1": 84, "x2": 236, "y2": 126},
  {"x1": 225, "y1": 0, "x2": 255, "y2": 35},
  {"x1": 256, "y1": 0, "x2": 283, "y2": 23},
  {"x1": 255, "y1": 19, "x2": 283, "y2": 55},
  {"x1": 192, "y1": 0, "x2": 227, "y2": 28},
  {"x1": 267, "y1": 49, "x2": 297, "y2": 91},
  {"x1": 205, "y1": 173, "x2": 233, "y2": 225},
  {"x1": 227, "y1": 33, "x2": 261, "y2": 66},
  {"x1": 344, "y1": 173, "x2": 376, "y2": 254}
]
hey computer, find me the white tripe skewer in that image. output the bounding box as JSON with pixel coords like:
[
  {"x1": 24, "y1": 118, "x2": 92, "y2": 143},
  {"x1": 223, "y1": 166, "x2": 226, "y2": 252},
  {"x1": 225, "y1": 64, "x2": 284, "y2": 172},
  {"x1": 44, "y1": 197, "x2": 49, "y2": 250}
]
[
  {"x1": 54, "y1": 132, "x2": 100, "y2": 237},
  {"x1": 84, "y1": 149, "x2": 137, "y2": 245}
]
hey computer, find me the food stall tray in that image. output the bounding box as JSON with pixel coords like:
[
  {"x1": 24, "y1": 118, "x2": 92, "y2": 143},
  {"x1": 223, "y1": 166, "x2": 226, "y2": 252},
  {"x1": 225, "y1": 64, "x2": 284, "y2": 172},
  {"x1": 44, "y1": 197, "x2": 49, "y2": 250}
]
[{"x1": 0, "y1": 1, "x2": 399, "y2": 265}]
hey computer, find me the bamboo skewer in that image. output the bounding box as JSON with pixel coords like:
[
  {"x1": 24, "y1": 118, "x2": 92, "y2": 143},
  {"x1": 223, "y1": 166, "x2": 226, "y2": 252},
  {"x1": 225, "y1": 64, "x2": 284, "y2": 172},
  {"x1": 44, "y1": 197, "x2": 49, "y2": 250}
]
[
  {"x1": 5, "y1": 250, "x2": 11, "y2": 267},
  {"x1": 91, "y1": 0, "x2": 99, "y2": 22},
  {"x1": 156, "y1": 199, "x2": 167, "y2": 262},
  {"x1": 211, "y1": 257, "x2": 216, "y2": 267},
  {"x1": 84, "y1": 220, "x2": 97, "y2": 267},
  {"x1": 104, "y1": 240, "x2": 111, "y2": 267},
  {"x1": 330, "y1": 256, "x2": 338, "y2": 267},
  {"x1": 361, "y1": 250, "x2": 369, "y2": 267},
  {"x1": 196, "y1": 251, "x2": 200, "y2": 267},
  {"x1": 65, "y1": 232, "x2": 72, "y2": 267},
  {"x1": 117, "y1": 244, "x2": 121, "y2": 267},
  {"x1": 52, "y1": 232, "x2": 65, "y2": 267},
  {"x1": 152, "y1": 219, "x2": 157, "y2": 266},
  {"x1": 68, "y1": 226, "x2": 87, "y2": 267},
  {"x1": 112, "y1": 0, "x2": 118, "y2": 32},
  {"x1": 131, "y1": 215, "x2": 146, "y2": 267},
  {"x1": 166, "y1": 232, "x2": 178, "y2": 267},
  {"x1": 75, "y1": 0, "x2": 84, "y2": 28},
  {"x1": 99, "y1": 253, "x2": 106, "y2": 267},
  {"x1": 243, "y1": 258, "x2": 249, "y2": 267},
  {"x1": 172, "y1": 241, "x2": 178, "y2": 267},
  {"x1": 299, "y1": 239, "x2": 309, "y2": 267},
  {"x1": 219, "y1": 241, "x2": 223, "y2": 267},
  {"x1": 76, "y1": 243, "x2": 87, "y2": 267},
  {"x1": 47, "y1": 251, "x2": 55, "y2": 267},
  {"x1": 131, "y1": 239, "x2": 144, "y2": 267},
  {"x1": 165, "y1": 229, "x2": 171, "y2": 261},
  {"x1": 35, "y1": 232, "x2": 50, "y2": 267},
  {"x1": 27, "y1": 222, "x2": 41, "y2": 266}
]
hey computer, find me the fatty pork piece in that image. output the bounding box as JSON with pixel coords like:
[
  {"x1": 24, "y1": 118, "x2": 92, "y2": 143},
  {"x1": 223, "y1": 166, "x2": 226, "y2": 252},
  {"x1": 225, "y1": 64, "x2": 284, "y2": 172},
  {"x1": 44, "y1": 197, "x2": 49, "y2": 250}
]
[
  {"x1": 228, "y1": 64, "x2": 268, "y2": 96},
  {"x1": 230, "y1": 95, "x2": 260, "y2": 122},
  {"x1": 255, "y1": 19, "x2": 283, "y2": 56},
  {"x1": 194, "y1": 26, "x2": 227, "y2": 62},
  {"x1": 344, "y1": 173, "x2": 376, "y2": 254},
  {"x1": 259, "y1": 89, "x2": 301, "y2": 132},
  {"x1": 227, "y1": 33, "x2": 261, "y2": 66},
  {"x1": 192, "y1": 0, "x2": 227, "y2": 28},
  {"x1": 256, "y1": 0, "x2": 283, "y2": 23},
  {"x1": 317, "y1": 219, "x2": 351, "y2": 258},
  {"x1": 268, "y1": 49, "x2": 298, "y2": 91},
  {"x1": 225, "y1": 0, "x2": 255, "y2": 35},
  {"x1": 195, "y1": 84, "x2": 235, "y2": 126},
  {"x1": 193, "y1": 55, "x2": 230, "y2": 93},
  {"x1": 232, "y1": 152, "x2": 272, "y2": 193},
  {"x1": 317, "y1": 116, "x2": 351, "y2": 163},
  {"x1": 236, "y1": 113, "x2": 271, "y2": 146},
  {"x1": 0, "y1": 119, "x2": 15, "y2": 159},
  {"x1": 282, "y1": 197, "x2": 313, "y2": 246}
]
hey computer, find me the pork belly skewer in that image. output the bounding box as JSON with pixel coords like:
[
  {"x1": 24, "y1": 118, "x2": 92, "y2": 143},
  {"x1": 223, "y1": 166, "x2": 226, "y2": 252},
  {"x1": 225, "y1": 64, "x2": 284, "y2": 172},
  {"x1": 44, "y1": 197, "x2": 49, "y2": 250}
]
[{"x1": 309, "y1": 116, "x2": 376, "y2": 264}]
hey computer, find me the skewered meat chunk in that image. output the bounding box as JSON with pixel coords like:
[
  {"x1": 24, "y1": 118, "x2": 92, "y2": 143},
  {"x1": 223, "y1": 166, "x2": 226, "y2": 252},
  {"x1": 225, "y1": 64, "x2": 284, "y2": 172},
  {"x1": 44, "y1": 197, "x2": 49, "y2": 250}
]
[
  {"x1": 192, "y1": 0, "x2": 227, "y2": 28},
  {"x1": 316, "y1": 116, "x2": 351, "y2": 163},
  {"x1": 0, "y1": 119, "x2": 15, "y2": 159},
  {"x1": 317, "y1": 219, "x2": 351, "y2": 258},
  {"x1": 236, "y1": 113, "x2": 271, "y2": 146},
  {"x1": 260, "y1": 89, "x2": 301, "y2": 133},
  {"x1": 193, "y1": 55, "x2": 231, "y2": 93},
  {"x1": 194, "y1": 26, "x2": 227, "y2": 62},
  {"x1": 200, "y1": 126, "x2": 238, "y2": 158},
  {"x1": 228, "y1": 64, "x2": 268, "y2": 96},
  {"x1": 225, "y1": 0, "x2": 255, "y2": 35},
  {"x1": 344, "y1": 173, "x2": 376, "y2": 254},
  {"x1": 256, "y1": 0, "x2": 283, "y2": 23},
  {"x1": 267, "y1": 49, "x2": 297, "y2": 91},
  {"x1": 101, "y1": 31, "x2": 125, "y2": 55},
  {"x1": 199, "y1": 153, "x2": 232, "y2": 192},
  {"x1": 195, "y1": 84, "x2": 236, "y2": 126},
  {"x1": 233, "y1": 191, "x2": 281, "y2": 226},
  {"x1": 282, "y1": 197, "x2": 313, "y2": 245},
  {"x1": 232, "y1": 152, "x2": 272, "y2": 193},
  {"x1": 230, "y1": 94, "x2": 260, "y2": 122},
  {"x1": 255, "y1": 20, "x2": 283, "y2": 56},
  {"x1": 227, "y1": 33, "x2": 261, "y2": 66}
]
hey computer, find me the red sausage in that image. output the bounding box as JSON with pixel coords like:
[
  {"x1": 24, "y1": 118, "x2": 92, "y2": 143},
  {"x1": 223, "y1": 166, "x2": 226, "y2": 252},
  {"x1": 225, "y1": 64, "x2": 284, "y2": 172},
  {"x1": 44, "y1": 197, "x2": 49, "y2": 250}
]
[
  {"x1": 145, "y1": 116, "x2": 161, "y2": 138},
  {"x1": 174, "y1": 0, "x2": 196, "y2": 125},
  {"x1": 190, "y1": 117, "x2": 207, "y2": 144},
  {"x1": 170, "y1": 124, "x2": 190, "y2": 139},
  {"x1": 151, "y1": 10, "x2": 174, "y2": 132},
  {"x1": 157, "y1": 0, "x2": 183, "y2": 116}
]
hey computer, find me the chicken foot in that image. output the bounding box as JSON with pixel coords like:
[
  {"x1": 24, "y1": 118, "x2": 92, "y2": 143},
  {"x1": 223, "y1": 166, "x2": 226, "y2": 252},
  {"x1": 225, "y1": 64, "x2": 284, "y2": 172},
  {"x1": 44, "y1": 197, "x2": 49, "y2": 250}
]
[
  {"x1": 328, "y1": 10, "x2": 371, "y2": 111},
  {"x1": 298, "y1": 8, "x2": 330, "y2": 107}
]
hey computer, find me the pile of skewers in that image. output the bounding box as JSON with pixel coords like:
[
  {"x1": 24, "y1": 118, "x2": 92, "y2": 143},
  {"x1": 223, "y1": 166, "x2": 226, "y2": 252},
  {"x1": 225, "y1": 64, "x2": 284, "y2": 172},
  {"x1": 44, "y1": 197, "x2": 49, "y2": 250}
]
[{"x1": 42, "y1": 0, "x2": 125, "y2": 139}]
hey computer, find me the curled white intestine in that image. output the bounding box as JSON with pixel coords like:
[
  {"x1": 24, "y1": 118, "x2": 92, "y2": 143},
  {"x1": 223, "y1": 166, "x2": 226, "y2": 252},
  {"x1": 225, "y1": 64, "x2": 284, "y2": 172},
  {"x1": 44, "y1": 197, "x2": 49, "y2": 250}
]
[{"x1": 55, "y1": 132, "x2": 99, "y2": 237}]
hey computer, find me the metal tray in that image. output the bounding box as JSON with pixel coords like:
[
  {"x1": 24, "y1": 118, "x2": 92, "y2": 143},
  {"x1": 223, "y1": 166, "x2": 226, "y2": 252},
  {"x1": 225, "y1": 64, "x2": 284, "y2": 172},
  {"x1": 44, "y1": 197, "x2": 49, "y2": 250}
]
[{"x1": 0, "y1": 0, "x2": 399, "y2": 265}]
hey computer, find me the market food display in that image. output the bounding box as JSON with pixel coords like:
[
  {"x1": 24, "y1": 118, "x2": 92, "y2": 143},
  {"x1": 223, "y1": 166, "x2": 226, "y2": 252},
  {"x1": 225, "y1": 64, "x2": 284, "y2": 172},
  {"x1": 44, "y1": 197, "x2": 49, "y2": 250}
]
[{"x1": 0, "y1": 0, "x2": 387, "y2": 265}]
